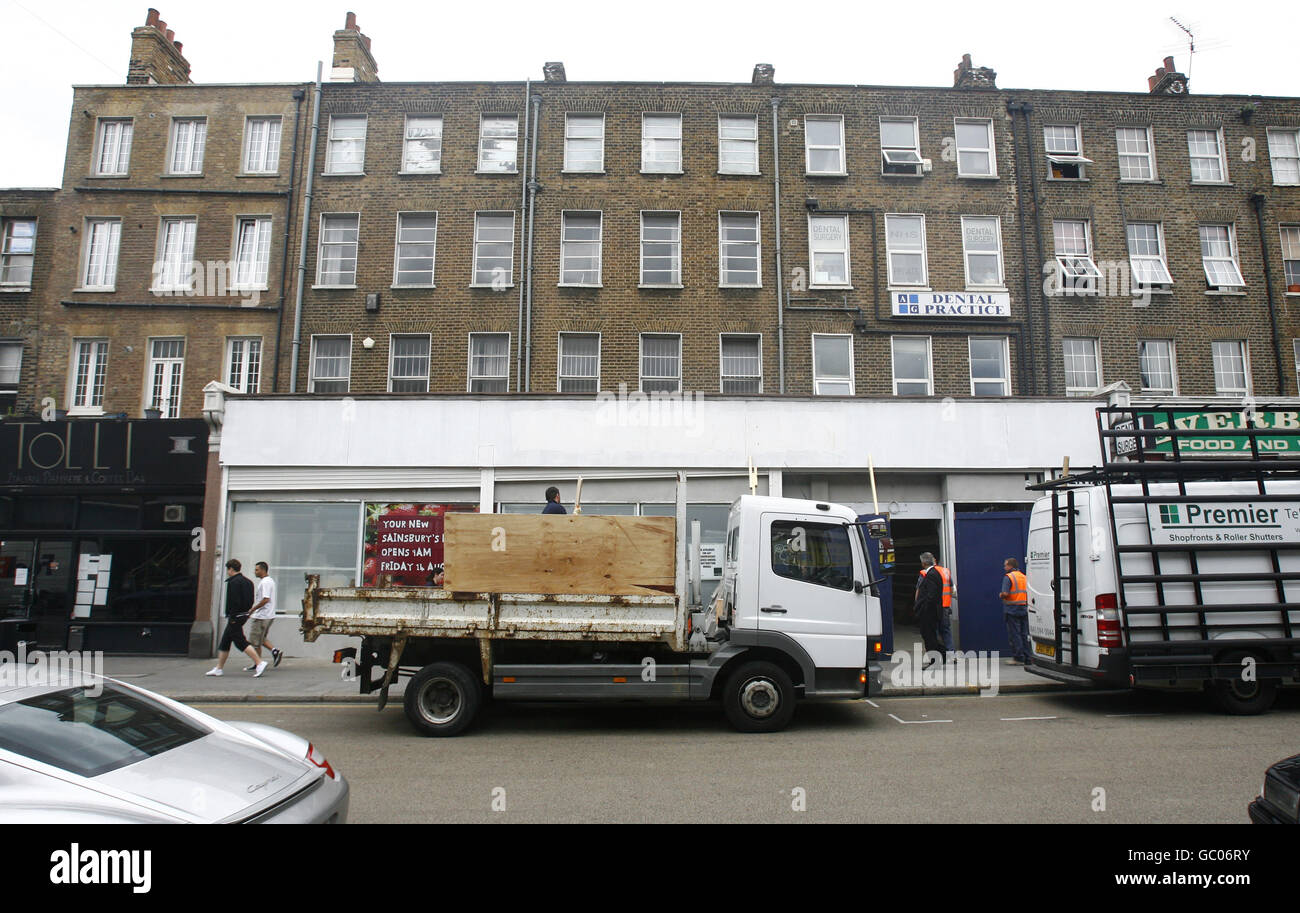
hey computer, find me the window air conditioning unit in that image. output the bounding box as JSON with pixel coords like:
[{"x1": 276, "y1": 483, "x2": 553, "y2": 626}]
[{"x1": 163, "y1": 505, "x2": 186, "y2": 524}]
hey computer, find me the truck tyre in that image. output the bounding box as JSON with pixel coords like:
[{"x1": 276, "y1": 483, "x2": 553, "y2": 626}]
[
  {"x1": 723, "y1": 661, "x2": 796, "y2": 733},
  {"x1": 1210, "y1": 651, "x2": 1278, "y2": 715},
  {"x1": 403, "y1": 661, "x2": 481, "y2": 736}
]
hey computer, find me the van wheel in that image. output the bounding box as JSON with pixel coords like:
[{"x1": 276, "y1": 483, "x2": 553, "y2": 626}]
[
  {"x1": 403, "y1": 662, "x2": 481, "y2": 736},
  {"x1": 1210, "y1": 651, "x2": 1278, "y2": 715},
  {"x1": 723, "y1": 661, "x2": 796, "y2": 733}
]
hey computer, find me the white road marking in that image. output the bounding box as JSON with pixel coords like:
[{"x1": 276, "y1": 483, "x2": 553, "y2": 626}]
[
  {"x1": 1104, "y1": 713, "x2": 1165, "y2": 718},
  {"x1": 1000, "y1": 716, "x2": 1058, "y2": 721},
  {"x1": 864, "y1": 699, "x2": 880, "y2": 708},
  {"x1": 887, "y1": 713, "x2": 953, "y2": 725}
]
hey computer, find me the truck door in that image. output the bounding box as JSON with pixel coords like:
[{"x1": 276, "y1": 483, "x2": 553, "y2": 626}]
[{"x1": 759, "y1": 513, "x2": 867, "y2": 669}]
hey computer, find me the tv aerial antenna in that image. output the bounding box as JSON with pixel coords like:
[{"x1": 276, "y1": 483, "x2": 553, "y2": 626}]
[{"x1": 1169, "y1": 16, "x2": 1195, "y2": 87}]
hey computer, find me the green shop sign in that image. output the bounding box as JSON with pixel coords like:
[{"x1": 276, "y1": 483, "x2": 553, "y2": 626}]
[{"x1": 1112, "y1": 409, "x2": 1300, "y2": 456}]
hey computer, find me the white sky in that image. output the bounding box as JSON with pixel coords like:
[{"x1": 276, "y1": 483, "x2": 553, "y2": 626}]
[{"x1": 3, "y1": 0, "x2": 1296, "y2": 187}]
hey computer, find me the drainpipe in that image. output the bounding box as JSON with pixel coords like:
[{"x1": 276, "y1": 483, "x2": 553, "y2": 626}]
[
  {"x1": 771, "y1": 96, "x2": 786, "y2": 393},
  {"x1": 1252, "y1": 192, "x2": 1286, "y2": 395},
  {"x1": 516, "y1": 79, "x2": 530, "y2": 392},
  {"x1": 1017, "y1": 101, "x2": 1051, "y2": 396},
  {"x1": 524, "y1": 94, "x2": 542, "y2": 390},
  {"x1": 289, "y1": 62, "x2": 323, "y2": 393},
  {"x1": 1007, "y1": 99, "x2": 1038, "y2": 396},
  {"x1": 272, "y1": 86, "x2": 306, "y2": 392}
]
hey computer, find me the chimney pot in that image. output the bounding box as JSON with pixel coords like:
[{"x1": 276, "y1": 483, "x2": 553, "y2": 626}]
[
  {"x1": 1164, "y1": 55, "x2": 1175, "y2": 71},
  {"x1": 173, "y1": 40, "x2": 182, "y2": 54},
  {"x1": 146, "y1": 8, "x2": 160, "y2": 27},
  {"x1": 1148, "y1": 75, "x2": 1158, "y2": 91},
  {"x1": 751, "y1": 63, "x2": 775, "y2": 85},
  {"x1": 543, "y1": 61, "x2": 567, "y2": 83},
  {"x1": 165, "y1": 29, "x2": 174, "y2": 43},
  {"x1": 962, "y1": 53, "x2": 972, "y2": 67},
  {"x1": 346, "y1": 11, "x2": 357, "y2": 30}
]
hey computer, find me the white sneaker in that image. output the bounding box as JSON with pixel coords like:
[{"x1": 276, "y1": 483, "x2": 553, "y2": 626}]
[
  {"x1": 253, "y1": 661, "x2": 268, "y2": 677},
  {"x1": 205, "y1": 667, "x2": 223, "y2": 677}
]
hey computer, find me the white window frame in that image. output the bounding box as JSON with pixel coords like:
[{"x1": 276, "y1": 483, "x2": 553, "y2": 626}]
[
  {"x1": 718, "y1": 115, "x2": 759, "y2": 175},
  {"x1": 968, "y1": 336, "x2": 1010, "y2": 397},
  {"x1": 1199, "y1": 224, "x2": 1245, "y2": 290},
  {"x1": 472, "y1": 211, "x2": 516, "y2": 287},
  {"x1": 1053, "y1": 220, "x2": 1102, "y2": 292},
  {"x1": 145, "y1": 337, "x2": 185, "y2": 418},
  {"x1": 1281, "y1": 224, "x2": 1300, "y2": 292},
  {"x1": 94, "y1": 118, "x2": 133, "y2": 176},
  {"x1": 0, "y1": 341, "x2": 21, "y2": 395},
  {"x1": 804, "y1": 115, "x2": 845, "y2": 176},
  {"x1": 388, "y1": 333, "x2": 431, "y2": 393},
  {"x1": 719, "y1": 333, "x2": 762, "y2": 394},
  {"x1": 1138, "y1": 339, "x2": 1178, "y2": 396},
  {"x1": 640, "y1": 211, "x2": 681, "y2": 287},
  {"x1": 1063, "y1": 337, "x2": 1102, "y2": 396},
  {"x1": 718, "y1": 211, "x2": 761, "y2": 288},
  {"x1": 1267, "y1": 128, "x2": 1300, "y2": 186},
  {"x1": 961, "y1": 215, "x2": 1004, "y2": 288},
  {"x1": 478, "y1": 115, "x2": 519, "y2": 174},
  {"x1": 315, "y1": 213, "x2": 360, "y2": 287},
  {"x1": 242, "y1": 116, "x2": 282, "y2": 174},
  {"x1": 309, "y1": 335, "x2": 352, "y2": 393},
  {"x1": 1126, "y1": 222, "x2": 1173, "y2": 288},
  {"x1": 401, "y1": 115, "x2": 443, "y2": 174},
  {"x1": 639, "y1": 333, "x2": 683, "y2": 393},
  {"x1": 468, "y1": 333, "x2": 511, "y2": 393},
  {"x1": 558, "y1": 332, "x2": 601, "y2": 393},
  {"x1": 1187, "y1": 128, "x2": 1228, "y2": 184},
  {"x1": 1043, "y1": 124, "x2": 1091, "y2": 179},
  {"x1": 80, "y1": 218, "x2": 121, "y2": 291},
  {"x1": 153, "y1": 216, "x2": 197, "y2": 292},
  {"x1": 167, "y1": 117, "x2": 207, "y2": 175},
  {"x1": 564, "y1": 114, "x2": 605, "y2": 173},
  {"x1": 811, "y1": 334, "x2": 854, "y2": 396},
  {"x1": 808, "y1": 214, "x2": 850, "y2": 288},
  {"x1": 880, "y1": 117, "x2": 923, "y2": 176},
  {"x1": 891, "y1": 336, "x2": 933, "y2": 396},
  {"x1": 0, "y1": 218, "x2": 36, "y2": 288},
  {"x1": 325, "y1": 115, "x2": 367, "y2": 174},
  {"x1": 233, "y1": 216, "x2": 272, "y2": 290},
  {"x1": 954, "y1": 118, "x2": 996, "y2": 177},
  {"x1": 392, "y1": 211, "x2": 437, "y2": 288},
  {"x1": 225, "y1": 336, "x2": 263, "y2": 394},
  {"x1": 1116, "y1": 126, "x2": 1156, "y2": 181},
  {"x1": 641, "y1": 113, "x2": 683, "y2": 174},
  {"x1": 1212, "y1": 340, "x2": 1251, "y2": 396},
  {"x1": 559, "y1": 211, "x2": 603, "y2": 287},
  {"x1": 885, "y1": 213, "x2": 928, "y2": 288},
  {"x1": 69, "y1": 338, "x2": 109, "y2": 414}
]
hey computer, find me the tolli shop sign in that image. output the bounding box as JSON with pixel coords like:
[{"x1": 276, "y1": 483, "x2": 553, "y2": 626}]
[
  {"x1": 1, "y1": 419, "x2": 208, "y2": 487},
  {"x1": 893, "y1": 291, "x2": 1010, "y2": 318}
]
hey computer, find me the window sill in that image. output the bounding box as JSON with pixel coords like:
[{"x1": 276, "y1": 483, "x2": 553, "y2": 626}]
[
  {"x1": 237, "y1": 172, "x2": 280, "y2": 178},
  {"x1": 311, "y1": 284, "x2": 357, "y2": 290},
  {"x1": 86, "y1": 173, "x2": 129, "y2": 179},
  {"x1": 391, "y1": 284, "x2": 436, "y2": 290},
  {"x1": 1119, "y1": 179, "x2": 1163, "y2": 185},
  {"x1": 0, "y1": 286, "x2": 32, "y2": 293},
  {"x1": 811, "y1": 285, "x2": 854, "y2": 291},
  {"x1": 475, "y1": 169, "x2": 519, "y2": 176},
  {"x1": 805, "y1": 171, "x2": 848, "y2": 178},
  {"x1": 562, "y1": 170, "x2": 606, "y2": 175},
  {"x1": 72, "y1": 287, "x2": 116, "y2": 293},
  {"x1": 1274, "y1": 182, "x2": 1300, "y2": 188},
  {"x1": 321, "y1": 171, "x2": 366, "y2": 178},
  {"x1": 719, "y1": 284, "x2": 763, "y2": 290},
  {"x1": 398, "y1": 170, "x2": 441, "y2": 176},
  {"x1": 638, "y1": 284, "x2": 684, "y2": 289},
  {"x1": 718, "y1": 170, "x2": 762, "y2": 177},
  {"x1": 469, "y1": 283, "x2": 516, "y2": 289},
  {"x1": 159, "y1": 172, "x2": 204, "y2": 179},
  {"x1": 1137, "y1": 287, "x2": 1174, "y2": 295},
  {"x1": 558, "y1": 283, "x2": 603, "y2": 288},
  {"x1": 151, "y1": 286, "x2": 195, "y2": 294},
  {"x1": 641, "y1": 169, "x2": 684, "y2": 176},
  {"x1": 1205, "y1": 289, "x2": 1247, "y2": 296},
  {"x1": 1045, "y1": 176, "x2": 1090, "y2": 183},
  {"x1": 881, "y1": 171, "x2": 924, "y2": 179},
  {"x1": 1190, "y1": 181, "x2": 1233, "y2": 187},
  {"x1": 957, "y1": 174, "x2": 999, "y2": 180},
  {"x1": 67, "y1": 407, "x2": 104, "y2": 417},
  {"x1": 965, "y1": 286, "x2": 1008, "y2": 293},
  {"x1": 1285, "y1": 291, "x2": 1300, "y2": 297},
  {"x1": 886, "y1": 286, "x2": 929, "y2": 293}
]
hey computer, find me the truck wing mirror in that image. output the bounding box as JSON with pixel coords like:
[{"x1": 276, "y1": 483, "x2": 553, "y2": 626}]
[{"x1": 865, "y1": 519, "x2": 889, "y2": 540}]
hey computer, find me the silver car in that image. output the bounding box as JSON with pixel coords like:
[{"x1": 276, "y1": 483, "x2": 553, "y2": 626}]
[{"x1": 0, "y1": 672, "x2": 348, "y2": 823}]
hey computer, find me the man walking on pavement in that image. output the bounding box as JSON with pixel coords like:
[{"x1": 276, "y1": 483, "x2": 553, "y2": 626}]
[
  {"x1": 245, "y1": 561, "x2": 282, "y2": 670},
  {"x1": 1000, "y1": 557, "x2": 1033, "y2": 666},
  {"x1": 914, "y1": 552, "x2": 946, "y2": 666},
  {"x1": 206, "y1": 558, "x2": 267, "y2": 678}
]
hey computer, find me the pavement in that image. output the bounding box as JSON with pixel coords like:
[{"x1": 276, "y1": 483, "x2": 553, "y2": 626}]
[{"x1": 100, "y1": 648, "x2": 1079, "y2": 703}]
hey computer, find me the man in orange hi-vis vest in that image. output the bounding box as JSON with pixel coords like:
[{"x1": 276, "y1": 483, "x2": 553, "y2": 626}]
[
  {"x1": 918, "y1": 561, "x2": 954, "y2": 656},
  {"x1": 1000, "y1": 557, "x2": 1032, "y2": 666}
]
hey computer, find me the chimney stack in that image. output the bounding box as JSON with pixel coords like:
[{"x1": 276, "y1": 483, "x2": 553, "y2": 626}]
[
  {"x1": 543, "y1": 61, "x2": 566, "y2": 83},
  {"x1": 331, "y1": 11, "x2": 379, "y2": 83},
  {"x1": 953, "y1": 53, "x2": 997, "y2": 89},
  {"x1": 752, "y1": 63, "x2": 775, "y2": 86},
  {"x1": 1147, "y1": 56, "x2": 1188, "y2": 95},
  {"x1": 126, "y1": 8, "x2": 191, "y2": 85}
]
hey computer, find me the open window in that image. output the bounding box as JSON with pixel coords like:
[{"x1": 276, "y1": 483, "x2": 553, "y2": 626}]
[{"x1": 1044, "y1": 125, "x2": 1092, "y2": 179}]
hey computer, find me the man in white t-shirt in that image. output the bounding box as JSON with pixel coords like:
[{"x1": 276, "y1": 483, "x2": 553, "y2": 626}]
[{"x1": 247, "y1": 561, "x2": 283, "y2": 668}]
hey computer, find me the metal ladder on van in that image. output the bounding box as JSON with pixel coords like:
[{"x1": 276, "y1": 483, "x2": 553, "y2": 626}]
[{"x1": 1049, "y1": 489, "x2": 1079, "y2": 665}]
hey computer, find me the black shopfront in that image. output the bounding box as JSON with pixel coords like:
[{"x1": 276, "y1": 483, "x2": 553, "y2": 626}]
[{"x1": 0, "y1": 418, "x2": 208, "y2": 654}]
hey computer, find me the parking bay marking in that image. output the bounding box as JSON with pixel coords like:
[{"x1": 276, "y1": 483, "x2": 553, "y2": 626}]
[
  {"x1": 887, "y1": 713, "x2": 954, "y2": 725},
  {"x1": 1000, "y1": 716, "x2": 1058, "y2": 721}
]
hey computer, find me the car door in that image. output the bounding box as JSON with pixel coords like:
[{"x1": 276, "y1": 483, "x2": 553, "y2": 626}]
[{"x1": 758, "y1": 512, "x2": 866, "y2": 669}]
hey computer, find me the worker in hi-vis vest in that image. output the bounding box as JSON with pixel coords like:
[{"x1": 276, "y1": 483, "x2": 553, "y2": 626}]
[
  {"x1": 999, "y1": 557, "x2": 1032, "y2": 666},
  {"x1": 918, "y1": 561, "x2": 955, "y2": 653}
]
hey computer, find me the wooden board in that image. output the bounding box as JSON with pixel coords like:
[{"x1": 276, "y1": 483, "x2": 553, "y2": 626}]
[{"x1": 443, "y1": 514, "x2": 676, "y2": 596}]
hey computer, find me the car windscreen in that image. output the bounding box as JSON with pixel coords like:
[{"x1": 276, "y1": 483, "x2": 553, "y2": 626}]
[{"x1": 0, "y1": 684, "x2": 208, "y2": 778}]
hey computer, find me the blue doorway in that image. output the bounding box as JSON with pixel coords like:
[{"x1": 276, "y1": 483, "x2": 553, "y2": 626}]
[{"x1": 954, "y1": 510, "x2": 1031, "y2": 653}]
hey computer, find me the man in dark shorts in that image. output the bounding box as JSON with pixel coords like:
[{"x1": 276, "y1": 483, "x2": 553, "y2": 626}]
[{"x1": 205, "y1": 558, "x2": 267, "y2": 677}]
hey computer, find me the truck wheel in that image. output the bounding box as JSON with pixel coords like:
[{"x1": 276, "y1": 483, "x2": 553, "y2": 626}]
[
  {"x1": 723, "y1": 661, "x2": 796, "y2": 733},
  {"x1": 1210, "y1": 651, "x2": 1278, "y2": 715},
  {"x1": 403, "y1": 662, "x2": 481, "y2": 736}
]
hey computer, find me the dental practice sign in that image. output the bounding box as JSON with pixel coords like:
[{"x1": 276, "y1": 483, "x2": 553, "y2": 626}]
[{"x1": 894, "y1": 291, "x2": 1010, "y2": 318}]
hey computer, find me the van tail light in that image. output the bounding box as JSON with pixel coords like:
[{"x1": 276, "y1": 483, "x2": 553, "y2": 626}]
[
  {"x1": 1096, "y1": 593, "x2": 1123, "y2": 648},
  {"x1": 306, "y1": 742, "x2": 338, "y2": 780}
]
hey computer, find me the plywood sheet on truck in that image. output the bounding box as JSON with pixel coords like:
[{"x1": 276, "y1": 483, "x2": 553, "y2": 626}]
[{"x1": 443, "y1": 514, "x2": 676, "y2": 596}]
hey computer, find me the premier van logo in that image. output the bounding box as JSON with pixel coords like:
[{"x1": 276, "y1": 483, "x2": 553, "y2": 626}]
[
  {"x1": 49, "y1": 844, "x2": 151, "y2": 893},
  {"x1": 1149, "y1": 501, "x2": 1300, "y2": 545}
]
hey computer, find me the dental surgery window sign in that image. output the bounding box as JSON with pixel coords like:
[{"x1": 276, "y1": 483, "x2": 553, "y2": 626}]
[
  {"x1": 893, "y1": 291, "x2": 1010, "y2": 317},
  {"x1": 1147, "y1": 501, "x2": 1300, "y2": 545},
  {"x1": 1112, "y1": 410, "x2": 1300, "y2": 458}
]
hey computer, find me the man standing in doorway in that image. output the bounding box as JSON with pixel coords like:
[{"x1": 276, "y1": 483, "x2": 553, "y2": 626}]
[
  {"x1": 542, "y1": 486, "x2": 567, "y2": 514},
  {"x1": 914, "y1": 552, "x2": 946, "y2": 666},
  {"x1": 1000, "y1": 557, "x2": 1032, "y2": 666},
  {"x1": 920, "y1": 557, "x2": 955, "y2": 657},
  {"x1": 246, "y1": 561, "x2": 282, "y2": 670},
  {"x1": 205, "y1": 559, "x2": 266, "y2": 678}
]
